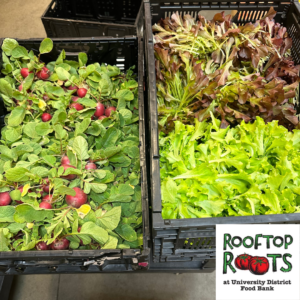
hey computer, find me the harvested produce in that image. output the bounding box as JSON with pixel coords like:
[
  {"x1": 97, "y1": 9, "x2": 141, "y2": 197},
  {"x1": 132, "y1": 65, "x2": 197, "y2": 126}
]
[
  {"x1": 0, "y1": 192, "x2": 11, "y2": 206},
  {"x1": 153, "y1": 8, "x2": 300, "y2": 131},
  {"x1": 154, "y1": 9, "x2": 300, "y2": 220},
  {"x1": 0, "y1": 38, "x2": 143, "y2": 251},
  {"x1": 160, "y1": 116, "x2": 300, "y2": 218}
]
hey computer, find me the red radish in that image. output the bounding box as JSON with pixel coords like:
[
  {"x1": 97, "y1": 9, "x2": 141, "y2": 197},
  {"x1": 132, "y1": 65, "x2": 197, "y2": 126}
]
[
  {"x1": 0, "y1": 192, "x2": 11, "y2": 206},
  {"x1": 41, "y1": 113, "x2": 52, "y2": 122},
  {"x1": 42, "y1": 194, "x2": 53, "y2": 203},
  {"x1": 85, "y1": 163, "x2": 97, "y2": 170},
  {"x1": 77, "y1": 88, "x2": 87, "y2": 98},
  {"x1": 105, "y1": 106, "x2": 116, "y2": 117},
  {"x1": 70, "y1": 103, "x2": 84, "y2": 111},
  {"x1": 98, "y1": 115, "x2": 107, "y2": 120},
  {"x1": 21, "y1": 68, "x2": 32, "y2": 78},
  {"x1": 61, "y1": 155, "x2": 71, "y2": 165},
  {"x1": 71, "y1": 96, "x2": 79, "y2": 102},
  {"x1": 39, "y1": 202, "x2": 52, "y2": 209},
  {"x1": 36, "y1": 241, "x2": 49, "y2": 250},
  {"x1": 68, "y1": 85, "x2": 78, "y2": 91},
  {"x1": 51, "y1": 238, "x2": 70, "y2": 250},
  {"x1": 61, "y1": 164, "x2": 77, "y2": 180},
  {"x1": 94, "y1": 103, "x2": 105, "y2": 118},
  {"x1": 43, "y1": 94, "x2": 50, "y2": 101},
  {"x1": 16, "y1": 187, "x2": 32, "y2": 204},
  {"x1": 43, "y1": 187, "x2": 50, "y2": 194},
  {"x1": 65, "y1": 187, "x2": 87, "y2": 208},
  {"x1": 36, "y1": 67, "x2": 50, "y2": 80},
  {"x1": 42, "y1": 178, "x2": 51, "y2": 193}
]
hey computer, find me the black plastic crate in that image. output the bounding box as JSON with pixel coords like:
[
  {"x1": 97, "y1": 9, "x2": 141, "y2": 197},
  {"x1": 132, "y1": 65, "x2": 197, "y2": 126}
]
[
  {"x1": 42, "y1": 0, "x2": 137, "y2": 38},
  {"x1": 0, "y1": 36, "x2": 150, "y2": 274},
  {"x1": 58, "y1": 0, "x2": 141, "y2": 23},
  {"x1": 143, "y1": 0, "x2": 300, "y2": 265},
  {"x1": 147, "y1": 246, "x2": 215, "y2": 272}
]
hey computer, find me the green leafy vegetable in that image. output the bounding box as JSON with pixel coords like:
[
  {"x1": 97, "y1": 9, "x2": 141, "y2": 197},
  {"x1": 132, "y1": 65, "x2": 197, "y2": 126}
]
[{"x1": 160, "y1": 116, "x2": 300, "y2": 218}]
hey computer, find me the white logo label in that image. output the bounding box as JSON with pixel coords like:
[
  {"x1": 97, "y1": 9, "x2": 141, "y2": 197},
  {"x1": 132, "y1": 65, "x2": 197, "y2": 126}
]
[{"x1": 216, "y1": 224, "x2": 300, "y2": 300}]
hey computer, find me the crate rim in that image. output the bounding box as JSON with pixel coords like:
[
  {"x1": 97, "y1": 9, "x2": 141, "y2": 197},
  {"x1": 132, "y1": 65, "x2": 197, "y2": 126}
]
[
  {"x1": 42, "y1": 15, "x2": 137, "y2": 29},
  {"x1": 42, "y1": 0, "x2": 137, "y2": 26},
  {"x1": 0, "y1": 36, "x2": 150, "y2": 263},
  {"x1": 144, "y1": 0, "x2": 293, "y2": 6},
  {"x1": 2, "y1": 36, "x2": 138, "y2": 43},
  {"x1": 152, "y1": 212, "x2": 300, "y2": 229}
]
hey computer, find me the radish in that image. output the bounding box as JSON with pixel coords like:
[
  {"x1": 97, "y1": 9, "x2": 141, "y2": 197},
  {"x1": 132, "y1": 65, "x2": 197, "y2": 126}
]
[
  {"x1": 98, "y1": 115, "x2": 107, "y2": 120},
  {"x1": 61, "y1": 155, "x2": 70, "y2": 165},
  {"x1": 61, "y1": 164, "x2": 77, "y2": 180},
  {"x1": 36, "y1": 67, "x2": 50, "y2": 80},
  {"x1": 68, "y1": 85, "x2": 78, "y2": 91},
  {"x1": 0, "y1": 192, "x2": 11, "y2": 206},
  {"x1": 36, "y1": 241, "x2": 49, "y2": 251},
  {"x1": 41, "y1": 113, "x2": 52, "y2": 122},
  {"x1": 65, "y1": 187, "x2": 87, "y2": 208},
  {"x1": 42, "y1": 178, "x2": 51, "y2": 193},
  {"x1": 105, "y1": 106, "x2": 116, "y2": 117},
  {"x1": 39, "y1": 202, "x2": 52, "y2": 209},
  {"x1": 77, "y1": 88, "x2": 87, "y2": 98},
  {"x1": 51, "y1": 238, "x2": 70, "y2": 250},
  {"x1": 71, "y1": 96, "x2": 79, "y2": 102},
  {"x1": 42, "y1": 194, "x2": 53, "y2": 203},
  {"x1": 21, "y1": 68, "x2": 32, "y2": 78},
  {"x1": 70, "y1": 103, "x2": 84, "y2": 111},
  {"x1": 94, "y1": 103, "x2": 105, "y2": 118},
  {"x1": 85, "y1": 163, "x2": 97, "y2": 170}
]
